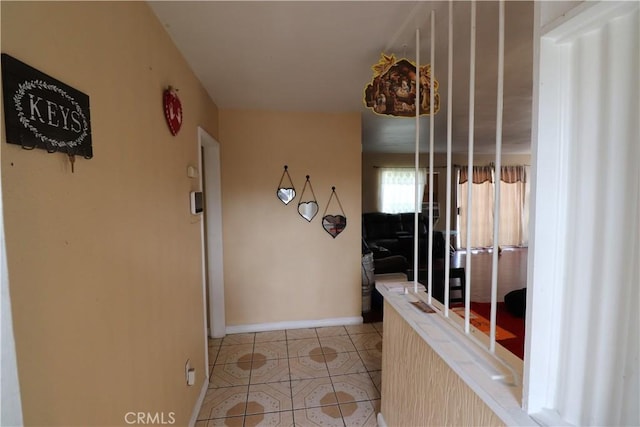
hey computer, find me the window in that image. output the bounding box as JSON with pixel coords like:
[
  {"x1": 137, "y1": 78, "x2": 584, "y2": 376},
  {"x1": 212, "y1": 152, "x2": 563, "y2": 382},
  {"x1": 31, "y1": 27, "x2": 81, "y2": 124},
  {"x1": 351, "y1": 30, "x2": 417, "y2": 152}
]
[
  {"x1": 377, "y1": 167, "x2": 426, "y2": 213},
  {"x1": 456, "y1": 166, "x2": 495, "y2": 248},
  {"x1": 456, "y1": 165, "x2": 530, "y2": 249},
  {"x1": 498, "y1": 166, "x2": 529, "y2": 247}
]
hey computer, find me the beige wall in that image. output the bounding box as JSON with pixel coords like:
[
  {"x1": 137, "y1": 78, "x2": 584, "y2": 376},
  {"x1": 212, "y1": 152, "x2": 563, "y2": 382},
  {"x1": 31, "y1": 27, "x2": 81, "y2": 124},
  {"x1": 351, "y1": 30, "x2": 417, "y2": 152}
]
[
  {"x1": 1, "y1": 2, "x2": 218, "y2": 425},
  {"x1": 362, "y1": 152, "x2": 531, "y2": 230},
  {"x1": 219, "y1": 110, "x2": 361, "y2": 326}
]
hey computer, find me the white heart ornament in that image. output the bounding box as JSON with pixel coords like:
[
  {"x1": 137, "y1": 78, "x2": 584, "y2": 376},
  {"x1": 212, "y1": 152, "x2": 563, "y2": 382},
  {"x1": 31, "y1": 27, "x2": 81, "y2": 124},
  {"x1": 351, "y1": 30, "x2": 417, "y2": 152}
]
[
  {"x1": 277, "y1": 188, "x2": 296, "y2": 205},
  {"x1": 298, "y1": 201, "x2": 319, "y2": 222}
]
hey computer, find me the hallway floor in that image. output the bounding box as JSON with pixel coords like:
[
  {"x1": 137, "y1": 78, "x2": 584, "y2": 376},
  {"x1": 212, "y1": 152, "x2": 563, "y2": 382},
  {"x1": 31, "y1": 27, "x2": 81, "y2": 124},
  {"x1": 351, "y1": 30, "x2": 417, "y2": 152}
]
[{"x1": 196, "y1": 323, "x2": 383, "y2": 427}]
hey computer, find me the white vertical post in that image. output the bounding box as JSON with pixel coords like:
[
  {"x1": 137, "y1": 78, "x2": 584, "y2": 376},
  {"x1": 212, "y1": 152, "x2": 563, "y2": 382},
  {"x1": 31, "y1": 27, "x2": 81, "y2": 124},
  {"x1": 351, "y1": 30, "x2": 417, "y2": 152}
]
[
  {"x1": 427, "y1": 10, "x2": 435, "y2": 304},
  {"x1": 414, "y1": 28, "x2": 420, "y2": 295},
  {"x1": 526, "y1": 3, "x2": 640, "y2": 423},
  {"x1": 0, "y1": 177, "x2": 23, "y2": 427},
  {"x1": 489, "y1": 0, "x2": 505, "y2": 353},
  {"x1": 464, "y1": 0, "x2": 477, "y2": 334},
  {"x1": 444, "y1": 1, "x2": 453, "y2": 318}
]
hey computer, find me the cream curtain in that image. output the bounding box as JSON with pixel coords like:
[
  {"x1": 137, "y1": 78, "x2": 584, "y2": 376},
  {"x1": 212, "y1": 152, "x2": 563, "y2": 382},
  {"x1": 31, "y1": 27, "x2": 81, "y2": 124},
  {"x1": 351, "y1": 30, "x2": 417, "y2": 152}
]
[
  {"x1": 378, "y1": 167, "x2": 427, "y2": 213},
  {"x1": 456, "y1": 165, "x2": 529, "y2": 249},
  {"x1": 458, "y1": 166, "x2": 494, "y2": 184},
  {"x1": 457, "y1": 167, "x2": 495, "y2": 248},
  {"x1": 498, "y1": 166, "x2": 529, "y2": 246}
]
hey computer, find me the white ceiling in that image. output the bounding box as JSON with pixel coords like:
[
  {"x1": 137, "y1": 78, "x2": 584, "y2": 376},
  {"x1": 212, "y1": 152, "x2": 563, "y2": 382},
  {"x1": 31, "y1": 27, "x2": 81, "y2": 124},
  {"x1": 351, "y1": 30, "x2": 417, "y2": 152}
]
[{"x1": 149, "y1": 1, "x2": 533, "y2": 154}]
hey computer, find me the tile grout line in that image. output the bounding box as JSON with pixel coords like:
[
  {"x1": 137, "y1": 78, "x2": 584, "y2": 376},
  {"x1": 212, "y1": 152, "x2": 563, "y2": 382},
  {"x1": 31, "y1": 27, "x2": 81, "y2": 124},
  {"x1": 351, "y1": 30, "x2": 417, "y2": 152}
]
[
  {"x1": 359, "y1": 329, "x2": 383, "y2": 395},
  {"x1": 322, "y1": 327, "x2": 348, "y2": 427},
  {"x1": 243, "y1": 334, "x2": 256, "y2": 424},
  {"x1": 361, "y1": 326, "x2": 383, "y2": 422},
  {"x1": 347, "y1": 328, "x2": 383, "y2": 411},
  {"x1": 286, "y1": 330, "x2": 296, "y2": 425},
  {"x1": 210, "y1": 328, "x2": 383, "y2": 426},
  {"x1": 345, "y1": 329, "x2": 371, "y2": 425}
]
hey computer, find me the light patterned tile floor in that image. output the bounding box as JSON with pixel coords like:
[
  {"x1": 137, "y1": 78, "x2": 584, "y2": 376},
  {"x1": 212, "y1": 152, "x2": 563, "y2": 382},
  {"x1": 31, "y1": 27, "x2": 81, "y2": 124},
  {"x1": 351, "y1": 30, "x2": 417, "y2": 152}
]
[{"x1": 197, "y1": 323, "x2": 383, "y2": 426}]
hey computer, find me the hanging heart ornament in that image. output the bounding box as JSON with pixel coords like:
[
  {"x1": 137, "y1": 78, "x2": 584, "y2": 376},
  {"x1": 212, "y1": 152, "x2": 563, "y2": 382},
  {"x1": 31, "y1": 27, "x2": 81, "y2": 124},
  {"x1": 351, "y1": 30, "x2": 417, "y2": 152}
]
[
  {"x1": 321, "y1": 186, "x2": 347, "y2": 238},
  {"x1": 298, "y1": 201, "x2": 319, "y2": 222},
  {"x1": 277, "y1": 188, "x2": 296, "y2": 205},
  {"x1": 163, "y1": 86, "x2": 183, "y2": 136},
  {"x1": 297, "y1": 175, "x2": 319, "y2": 222},
  {"x1": 276, "y1": 165, "x2": 296, "y2": 205},
  {"x1": 322, "y1": 215, "x2": 347, "y2": 238}
]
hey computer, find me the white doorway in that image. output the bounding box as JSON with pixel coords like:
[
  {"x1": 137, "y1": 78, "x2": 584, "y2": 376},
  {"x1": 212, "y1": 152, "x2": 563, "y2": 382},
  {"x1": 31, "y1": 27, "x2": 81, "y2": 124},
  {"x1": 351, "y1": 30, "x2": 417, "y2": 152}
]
[{"x1": 198, "y1": 127, "x2": 225, "y2": 338}]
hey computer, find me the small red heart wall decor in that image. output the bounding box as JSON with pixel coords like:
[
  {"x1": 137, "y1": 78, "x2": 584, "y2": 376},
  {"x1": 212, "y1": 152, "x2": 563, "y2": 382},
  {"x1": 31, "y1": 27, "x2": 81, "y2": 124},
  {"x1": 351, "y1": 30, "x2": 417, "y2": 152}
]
[{"x1": 163, "y1": 87, "x2": 183, "y2": 136}]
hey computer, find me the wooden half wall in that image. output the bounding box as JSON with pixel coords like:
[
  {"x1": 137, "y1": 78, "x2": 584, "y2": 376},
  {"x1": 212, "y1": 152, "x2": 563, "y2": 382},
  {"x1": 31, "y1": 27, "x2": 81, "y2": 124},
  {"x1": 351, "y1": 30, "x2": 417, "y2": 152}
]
[{"x1": 381, "y1": 301, "x2": 504, "y2": 426}]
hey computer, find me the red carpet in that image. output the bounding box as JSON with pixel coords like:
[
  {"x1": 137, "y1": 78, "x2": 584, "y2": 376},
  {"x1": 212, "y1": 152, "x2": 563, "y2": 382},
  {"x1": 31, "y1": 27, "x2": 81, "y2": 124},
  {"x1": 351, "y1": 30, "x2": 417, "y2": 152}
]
[
  {"x1": 365, "y1": 291, "x2": 525, "y2": 359},
  {"x1": 466, "y1": 302, "x2": 525, "y2": 359},
  {"x1": 451, "y1": 307, "x2": 516, "y2": 340}
]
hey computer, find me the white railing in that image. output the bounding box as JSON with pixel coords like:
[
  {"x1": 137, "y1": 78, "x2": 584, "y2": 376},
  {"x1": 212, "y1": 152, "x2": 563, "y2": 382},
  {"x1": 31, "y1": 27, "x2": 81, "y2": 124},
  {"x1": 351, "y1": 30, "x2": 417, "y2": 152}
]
[{"x1": 412, "y1": 0, "x2": 511, "y2": 362}]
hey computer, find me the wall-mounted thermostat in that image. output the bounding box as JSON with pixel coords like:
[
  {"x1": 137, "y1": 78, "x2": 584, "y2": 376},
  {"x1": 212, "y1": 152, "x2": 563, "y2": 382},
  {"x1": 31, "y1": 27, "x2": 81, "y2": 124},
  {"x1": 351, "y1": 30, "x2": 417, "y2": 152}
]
[{"x1": 190, "y1": 191, "x2": 203, "y2": 215}]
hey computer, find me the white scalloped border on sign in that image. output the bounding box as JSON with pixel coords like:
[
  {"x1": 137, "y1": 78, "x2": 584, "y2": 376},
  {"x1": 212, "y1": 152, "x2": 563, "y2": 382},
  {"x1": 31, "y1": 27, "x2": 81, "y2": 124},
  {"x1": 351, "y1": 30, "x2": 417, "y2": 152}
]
[{"x1": 12, "y1": 79, "x2": 89, "y2": 148}]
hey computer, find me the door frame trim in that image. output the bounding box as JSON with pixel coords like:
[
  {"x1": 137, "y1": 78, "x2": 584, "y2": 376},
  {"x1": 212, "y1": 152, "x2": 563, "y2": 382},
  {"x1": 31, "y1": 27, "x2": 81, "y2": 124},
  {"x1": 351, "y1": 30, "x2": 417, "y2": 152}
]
[{"x1": 198, "y1": 127, "x2": 225, "y2": 339}]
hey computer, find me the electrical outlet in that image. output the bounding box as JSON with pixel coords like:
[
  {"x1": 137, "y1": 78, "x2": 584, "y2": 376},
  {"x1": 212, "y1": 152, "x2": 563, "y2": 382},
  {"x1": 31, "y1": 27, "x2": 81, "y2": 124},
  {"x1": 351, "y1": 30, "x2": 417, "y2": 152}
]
[
  {"x1": 185, "y1": 359, "x2": 195, "y2": 386},
  {"x1": 187, "y1": 368, "x2": 196, "y2": 386}
]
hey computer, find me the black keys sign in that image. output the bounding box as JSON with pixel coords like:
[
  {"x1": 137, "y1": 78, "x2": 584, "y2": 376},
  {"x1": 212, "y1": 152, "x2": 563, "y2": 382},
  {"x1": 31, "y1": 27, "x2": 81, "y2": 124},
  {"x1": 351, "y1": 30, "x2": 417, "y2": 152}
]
[{"x1": 1, "y1": 54, "x2": 92, "y2": 158}]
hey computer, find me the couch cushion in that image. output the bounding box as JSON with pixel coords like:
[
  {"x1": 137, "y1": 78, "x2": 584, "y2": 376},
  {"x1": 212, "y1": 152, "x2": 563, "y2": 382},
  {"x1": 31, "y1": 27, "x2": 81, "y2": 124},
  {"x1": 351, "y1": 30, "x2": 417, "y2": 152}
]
[
  {"x1": 374, "y1": 255, "x2": 409, "y2": 274},
  {"x1": 399, "y1": 212, "x2": 428, "y2": 235},
  {"x1": 363, "y1": 212, "x2": 402, "y2": 240}
]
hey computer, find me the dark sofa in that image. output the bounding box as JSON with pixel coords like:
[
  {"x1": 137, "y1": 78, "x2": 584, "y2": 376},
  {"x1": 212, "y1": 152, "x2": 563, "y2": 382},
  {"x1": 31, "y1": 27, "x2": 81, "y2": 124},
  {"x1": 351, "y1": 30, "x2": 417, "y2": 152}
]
[{"x1": 362, "y1": 212, "x2": 446, "y2": 264}]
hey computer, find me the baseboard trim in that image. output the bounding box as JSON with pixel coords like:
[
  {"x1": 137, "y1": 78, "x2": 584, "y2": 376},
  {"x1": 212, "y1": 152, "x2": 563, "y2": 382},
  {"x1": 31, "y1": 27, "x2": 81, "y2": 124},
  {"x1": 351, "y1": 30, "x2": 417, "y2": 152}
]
[
  {"x1": 225, "y1": 316, "x2": 363, "y2": 334},
  {"x1": 188, "y1": 377, "x2": 209, "y2": 427},
  {"x1": 377, "y1": 412, "x2": 388, "y2": 427}
]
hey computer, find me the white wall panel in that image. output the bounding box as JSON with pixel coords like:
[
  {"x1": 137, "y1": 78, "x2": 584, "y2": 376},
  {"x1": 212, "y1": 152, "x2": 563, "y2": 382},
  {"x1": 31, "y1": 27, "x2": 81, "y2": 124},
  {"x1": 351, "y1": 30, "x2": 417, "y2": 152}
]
[{"x1": 529, "y1": 2, "x2": 639, "y2": 425}]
